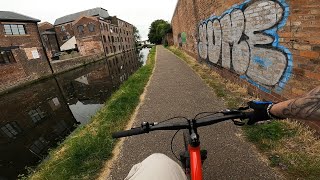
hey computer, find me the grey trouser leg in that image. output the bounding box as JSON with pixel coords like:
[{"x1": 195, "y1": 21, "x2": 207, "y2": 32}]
[{"x1": 125, "y1": 153, "x2": 187, "y2": 180}]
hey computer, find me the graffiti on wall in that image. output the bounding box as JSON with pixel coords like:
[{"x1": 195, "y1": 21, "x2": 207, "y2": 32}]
[
  {"x1": 197, "y1": 0, "x2": 292, "y2": 92},
  {"x1": 178, "y1": 32, "x2": 187, "y2": 47}
]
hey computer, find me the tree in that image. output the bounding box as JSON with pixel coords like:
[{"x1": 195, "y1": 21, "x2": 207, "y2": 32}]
[
  {"x1": 133, "y1": 26, "x2": 141, "y2": 43},
  {"x1": 148, "y1": 20, "x2": 171, "y2": 44}
]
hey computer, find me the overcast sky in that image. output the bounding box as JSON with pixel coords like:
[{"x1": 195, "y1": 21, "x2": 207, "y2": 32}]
[{"x1": 2, "y1": 0, "x2": 177, "y2": 40}]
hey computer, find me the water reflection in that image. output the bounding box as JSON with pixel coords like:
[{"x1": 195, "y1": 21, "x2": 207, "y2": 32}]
[{"x1": 0, "y1": 49, "x2": 148, "y2": 179}]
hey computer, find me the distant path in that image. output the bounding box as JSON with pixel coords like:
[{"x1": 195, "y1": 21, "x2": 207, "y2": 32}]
[{"x1": 108, "y1": 46, "x2": 280, "y2": 179}]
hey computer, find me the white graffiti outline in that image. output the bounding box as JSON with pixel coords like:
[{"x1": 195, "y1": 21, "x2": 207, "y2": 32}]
[{"x1": 197, "y1": 0, "x2": 293, "y2": 92}]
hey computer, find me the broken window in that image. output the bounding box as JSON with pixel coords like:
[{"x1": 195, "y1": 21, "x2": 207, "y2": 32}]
[
  {"x1": 61, "y1": 25, "x2": 66, "y2": 32},
  {"x1": 0, "y1": 50, "x2": 15, "y2": 64},
  {"x1": 77, "y1": 25, "x2": 84, "y2": 34},
  {"x1": 62, "y1": 35, "x2": 68, "y2": 40},
  {"x1": 28, "y1": 107, "x2": 45, "y2": 124},
  {"x1": 4, "y1": 24, "x2": 26, "y2": 35},
  {"x1": 0, "y1": 121, "x2": 22, "y2": 138},
  {"x1": 88, "y1": 23, "x2": 95, "y2": 32},
  {"x1": 29, "y1": 137, "x2": 48, "y2": 156}
]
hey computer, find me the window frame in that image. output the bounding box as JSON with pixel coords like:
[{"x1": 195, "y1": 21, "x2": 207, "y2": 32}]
[
  {"x1": 88, "y1": 23, "x2": 95, "y2": 32},
  {"x1": 0, "y1": 50, "x2": 16, "y2": 64},
  {"x1": 3, "y1": 24, "x2": 27, "y2": 35},
  {"x1": 77, "y1": 25, "x2": 84, "y2": 34},
  {"x1": 0, "y1": 121, "x2": 22, "y2": 138}
]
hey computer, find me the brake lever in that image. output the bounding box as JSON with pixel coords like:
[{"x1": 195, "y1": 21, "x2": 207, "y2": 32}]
[
  {"x1": 221, "y1": 107, "x2": 249, "y2": 126},
  {"x1": 232, "y1": 119, "x2": 245, "y2": 126}
]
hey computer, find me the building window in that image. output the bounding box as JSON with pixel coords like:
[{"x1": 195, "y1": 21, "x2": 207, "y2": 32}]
[
  {"x1": 103, "y1": 35, "x2": 106, "y2": 43},
  {"x1": 0, "y1": 50, "x2": 15, "y2": 64},
  {"x1": 113, "y1": 46, "x2": 116, "y2": 52},
  {"x1": 4, "y1": 24, "x2": 26, "y2": 35},
  {"x1": 111, "y1": 36, "x2": 114, "y2": 43},
  {"x1": 106, "y1": 47, "x2": 109, "y2": 54},
  {"x1": 61, "y1": 25, "x2": 66, "y2": 32},
  {"x1": 28, "y1": 107, "x2": 45, "y2": 124},
  {"x1": 110, "y1": 46, "x2": 113, "y2": 53},
  {"x1": 88, "y1": 23, "x2": 95, "y2": 32},
  {"x1": 117, "y1": 37, "x2": 119, "y2": 42},
  {"x1": 29, "y1": 137, "x2": 48, "y2": 155},
  {"x1": 62, "y1": 35, "x2": 68, "y2": 40},
  {"x1": 53, "y1": 120, "x2": 68, "y2": 135},
  {"x1": 0, "y1": 121, "x2": 22, "y2": 138},
  {"x1": 77, "y1": 25, "x2": 84, "y2": 34}
]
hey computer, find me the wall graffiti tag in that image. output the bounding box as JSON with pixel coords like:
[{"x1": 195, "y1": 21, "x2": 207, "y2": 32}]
[{"x1": 197, "y1": 0, "x2": 292, "y2": 92}]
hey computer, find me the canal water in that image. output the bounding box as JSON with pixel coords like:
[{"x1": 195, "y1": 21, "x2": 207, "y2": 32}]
[{"x1": 0, "y1": 49, "x2": 150, "y2": 179}]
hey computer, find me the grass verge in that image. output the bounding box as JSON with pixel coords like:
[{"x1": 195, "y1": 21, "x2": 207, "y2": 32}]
[
  {"x1": 167, "y1": 46, "x2": 320, "y2": 179},
  {"x1": 26, "y1": 47, "x2": 156, "y2": 179}
]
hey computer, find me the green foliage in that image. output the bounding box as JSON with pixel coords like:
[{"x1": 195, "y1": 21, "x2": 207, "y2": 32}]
[
  {"x1": 133, "y1": 26, "x2": 141, "y2": 43},
  {"x1": 28, "y1": 47, "x2": 156, "y2": 180},
  {"x1": 243, "y1": 121, "x2": 297, "y2": 150},
  {"x1": 148, "y1": 19, "x2": 171, "y2": 44}
]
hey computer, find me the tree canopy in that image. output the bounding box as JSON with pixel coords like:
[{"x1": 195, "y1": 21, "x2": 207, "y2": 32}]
[
  {"x1": 148, "y1": 20, "x2": 171, "y2": 44},
  {"x1": 133, "y1": 26, "x2": 141, "y2": 42}
]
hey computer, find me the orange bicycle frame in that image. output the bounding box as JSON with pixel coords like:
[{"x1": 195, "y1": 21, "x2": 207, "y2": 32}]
[{"x1": 188, "y1": 145, "x2": 203, "y2": 180}]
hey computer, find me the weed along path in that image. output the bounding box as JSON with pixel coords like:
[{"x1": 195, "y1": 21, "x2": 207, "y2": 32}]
[{"x1": 107, "y1": 46, "x2": 281, "y2": 179}]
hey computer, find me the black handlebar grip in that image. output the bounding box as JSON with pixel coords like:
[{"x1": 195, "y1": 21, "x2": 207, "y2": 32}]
[
  {"x1": 112, "y1": 128, "x2": 147, "y2": 138},
  {"x1": 243, "y1": 111, "x2": 254, "y2": 119}
]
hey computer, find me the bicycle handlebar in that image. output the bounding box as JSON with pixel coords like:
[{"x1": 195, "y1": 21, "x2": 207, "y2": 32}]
[
  {"x1": 112, "y1": 127, "x2": 148, "y2": 138},
  {"x1": 112, "y1": 110, "x2": 253, "y2": 138}
]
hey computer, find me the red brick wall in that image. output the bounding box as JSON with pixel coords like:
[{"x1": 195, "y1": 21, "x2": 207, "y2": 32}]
[
  {"x1": 171, "y1": 0, "x2": 320, "y2": 102},
  {"x1": 73, "y1": 17, "x2": 104, "y2": 56},
  {"x1": 38, "y1": 22, "x2": 60, "y2": 59},
  {"x1": 0, "y1": 21, "x2": 52, "y2": 92},
  {"x1": 55, "y1": 23, "x2": 74, "y2": 47}
]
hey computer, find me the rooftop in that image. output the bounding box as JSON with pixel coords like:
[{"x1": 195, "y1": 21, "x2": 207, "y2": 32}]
[
  {"x1": 0, "y1": 11, "x2": 40, "y2": 22},
  {"x1": 54, "y1": 7, "x2": 109, "y2": 26}
]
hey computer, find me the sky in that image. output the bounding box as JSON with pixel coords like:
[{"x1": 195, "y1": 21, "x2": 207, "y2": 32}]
[{"x1": 2, "y1": 0, "x2": 178, "y2": 40}]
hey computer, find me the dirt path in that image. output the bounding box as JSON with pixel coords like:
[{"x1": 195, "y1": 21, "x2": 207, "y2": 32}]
[{"x1": 107, "y1": 46, "x2": 280, "y2": 179}]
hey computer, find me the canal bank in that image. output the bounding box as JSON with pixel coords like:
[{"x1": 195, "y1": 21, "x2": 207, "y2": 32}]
[
  {"x1": 0, "y1": 50, "x2": 140, "y2": 96},
  {"x1": 25, "y1": 47, "x2": 155, "y2": 179},
  {"x1": 0, "y1": 49, "x2": 150, "y2": 179}
]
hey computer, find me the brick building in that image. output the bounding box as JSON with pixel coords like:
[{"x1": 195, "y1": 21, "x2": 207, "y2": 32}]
[
  {"x1": 171, "y1": 0, "x2": 320, "y2": 130},
  {"x1": 0, "y1": 11, "x2": 52, "y2": 92},
  {"x1": 54, "y1": 7, "x2": 135, "y2": 56},
  {"x1": 0, "y1": 77, "x2": 77, "y2": 179},
  {"x1": 38, "y1": 22, "x2": 60, "y2": 59}
]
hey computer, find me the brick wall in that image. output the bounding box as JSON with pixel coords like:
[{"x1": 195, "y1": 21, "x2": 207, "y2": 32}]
[
  {"x1": 172, "y1": 0, "x2": 320, "y2": 131},
  {"x1": 55, "y1": 23, "x2": 74, "y2": 47},
  {"x1": 72, "y1": 16, "x2": 135, "y2": 57},
  {"x1": 0, "y1": 21, "x2": 52, "y2": 92},
  {"x1": 73, "y1": 17, "x2": 104, "y2": 56},
  {"x1": 172, "y1": 0, "x2": 320, "y2": 101},
  {"x1": 50, "y1": 53, "x2": 105, "y2": 74},
  {"x1": 39, "y1": 22, "x2": 60, "y2": 59}
]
